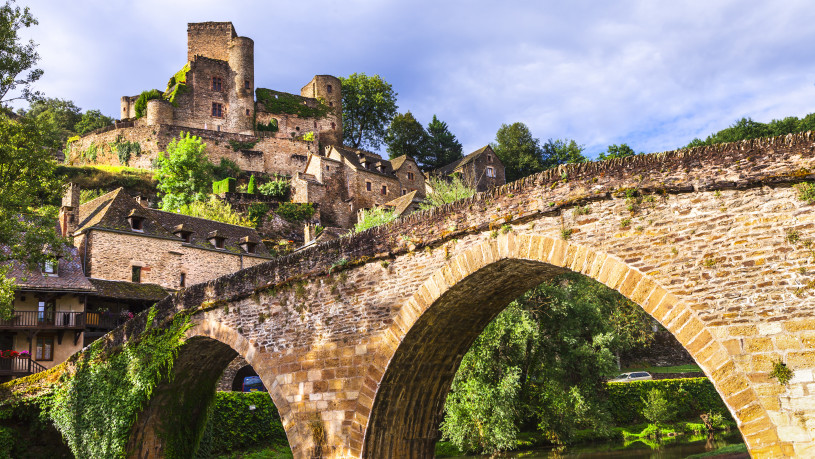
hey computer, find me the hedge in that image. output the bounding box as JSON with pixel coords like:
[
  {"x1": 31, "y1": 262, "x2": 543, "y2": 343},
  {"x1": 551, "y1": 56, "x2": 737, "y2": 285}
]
[
  {"x1": 197, "y1": 392, "x2": 288, "y2": 456},
  {"x1": 606, "y1": 377, "x2": 730, "y2": 425},
  {"x1": 213, "y1": 177, "x2": 237, "y2": 194}
]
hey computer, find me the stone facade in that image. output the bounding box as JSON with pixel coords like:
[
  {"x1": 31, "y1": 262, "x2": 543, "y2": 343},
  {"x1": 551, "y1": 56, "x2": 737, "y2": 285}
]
[
  {"x1": 435, "y1": 145, "x2": 506, "y2": 192},
  {"x1": 16, "y1": 133, "x2": 815, "y2": 457}
]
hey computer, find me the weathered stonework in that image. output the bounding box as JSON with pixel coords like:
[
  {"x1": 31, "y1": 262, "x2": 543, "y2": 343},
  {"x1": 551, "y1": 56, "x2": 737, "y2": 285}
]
[{"x1": 10, "y1": 133, "x2": 815, "y2": 458}]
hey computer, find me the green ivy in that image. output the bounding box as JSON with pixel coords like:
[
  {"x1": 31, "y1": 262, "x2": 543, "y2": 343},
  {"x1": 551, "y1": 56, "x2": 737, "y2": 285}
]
[
  {"x1": 134, "y1": 89, "x2": 163, "y2": 119},
  {"x1": 228, "y1": 139, "x2": 259, "y2": 151},
  {"x1": 112, "y1": 139, "x2": 141, "y2": 166},
  {"x1": 164, "y1": 63, "x2": 191, "y2": 107},
  {"x1": 256, "y1": 88, "x2": 331, "y2": 119},
  {"x1": 82, "y1": 142, "x2": 98, "y2": 163},
  {"x1": 275, "y1": 202, "x2": 315, "y2": 222},
  {"x1": 197, "y1": 392, "x2": 288, "y2": 457},
  {"x1": 248, "y1": 203, "x2": 270, "y2": 227},
  {"x1": 256, "y1": 118, "x2": 279, "y2": 133},
  {"x1": 43, "y1": 306, "x2": 193, "y2": 458}
]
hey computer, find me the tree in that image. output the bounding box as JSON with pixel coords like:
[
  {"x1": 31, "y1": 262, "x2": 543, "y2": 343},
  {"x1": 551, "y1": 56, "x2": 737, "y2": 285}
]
[
  {"x1": 598, "y1": 143, "x2": 638, "y2": 161},
  {"x1": 384, "y1": 111, "x2": 427, "y2": 162},
  {"x1": 491, "y1": 122, "x2": 544, "y2": 182},
  {"x1": 540, "y1": 138, "x2": 587, "y2": 170},
  {"x1": 0, "y1": 0, "x2": 41, "y2": 102},
  {"x1": 154, "y1": 132, "x2": 213, "y2": 211},
  {"x1": 74, "y1": 109, "x2": 114, "y2": 135},
  {"x1": 22, "y1": 97, "x2": 81, "y2": 152},
  {"x1": 340, "y1": 73, "x2": 398, "y2": 150},
  {"x1": 424, "y1": 115, "x2": 463, "y2": 170},
  {"x1": 0, "y1": 114, "x2": 65, "y2": 318}
]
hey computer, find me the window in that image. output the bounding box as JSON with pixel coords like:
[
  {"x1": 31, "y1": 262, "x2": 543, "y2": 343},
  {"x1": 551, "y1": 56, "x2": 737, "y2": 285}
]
[
  {"x1": 246, "y1": 109, "x2": 250, "y2": 116},
  {"x1": 402, "y1": 189, "x2": 407, "y2": 196},
  {"x1": 407, "y1": 172, "x2": 414, "y2": 180},
  {"x1": 131, "y1": 266, "x2": 141, "y2": 283},
  {"x1": 244, "y1": 79, "x2": 250, "y2": 90},
  {"x1": 212, "y1": 102, "x2": 223, "y2": 117},
  {"x1": 327, "y1": 84, "x2": 332, "y2": 93},
  {"x1": 212, "y1": 238, "x2": 225, "y2": 249},
  {"x1": 43, "y1": 260, "x2": 57, "y2": 275},
  {"x1": 486, "y1": 166, "x2": 496, "y2": 178},
  {"x1": 130, "y1": 217, "x2": 143, "y2": 231},
  {"x1": 325, "y1": 165, "x2": 330, "y2": 171},
  {"x1": 487, "y1": 154, "x2": 492, "y2": 162},
  {"x1": 212, "y1": 76, "x2": 223, "y2": 91},
  {"x1": 179, "y1": 272, "x2": 186, "y2": 288},
  {"x1": 38, "y1": 301, "x2": 54, "y2": 324},
  {"x1": 381, "y1": 185, "x2": 387, "y2": 195},
  {"x1": 35, "y1": 335, "x2": 54, "y2": 361},
  {"x1": 331, "y1": 122, "x2": 336, "y2": 129},
  {"x1": 366, "y1": 182, "x2": 372, "y2": 192},
  {"x1": 329, "y1": 102, "x2": 334, "y2": 107},
  {"x1": 314, "y1": 121, "x2": 317, "y2": 128}
]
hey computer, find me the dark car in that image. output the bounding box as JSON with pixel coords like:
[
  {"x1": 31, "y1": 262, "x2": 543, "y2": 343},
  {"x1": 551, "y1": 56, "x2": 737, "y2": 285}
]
[{"x1": 242, "y1": 376, "x2": 267, "y2": 392}]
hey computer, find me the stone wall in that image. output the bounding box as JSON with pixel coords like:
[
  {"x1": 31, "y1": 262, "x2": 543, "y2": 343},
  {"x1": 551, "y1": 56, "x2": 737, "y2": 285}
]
[
  {"x1": 393, "y1": 159, "x2": 426, "y2": 199},
  {"x1": 187, "y1": 22, "x2": 236, "y2": 62},
  {"x1": 78, "y1": 229, "x2": 269, "y2": 291}
]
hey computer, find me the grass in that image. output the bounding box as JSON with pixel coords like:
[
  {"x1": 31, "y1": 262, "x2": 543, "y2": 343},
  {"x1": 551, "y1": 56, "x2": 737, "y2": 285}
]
[
  {"x1": 214, "y1": 444, "x2": 293, "y2": 459},
  {"x1": 621, "y1": 364, "x2": 702, "y2": 374}
]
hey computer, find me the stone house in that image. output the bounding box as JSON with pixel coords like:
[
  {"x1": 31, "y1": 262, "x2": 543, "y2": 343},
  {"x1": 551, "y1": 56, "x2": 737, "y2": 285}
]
[
  {"x1": 293, "y1": 146, "x2": 426, "y2": 228},
  {"x1": 434, "y1": 145, "x2": 506, "y2": 192},
  {"x1": 60, "y1": 184, "x2": 273, "y2": 293},
  {"x1": 0, "y1": 244, "x2": 95, "y2": 380}
]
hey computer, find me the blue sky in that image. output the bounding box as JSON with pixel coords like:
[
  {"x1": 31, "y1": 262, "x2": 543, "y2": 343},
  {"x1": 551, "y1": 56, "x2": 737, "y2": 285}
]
[{"x1": 18, "y1": 0, "x2": 815, "y2": 158}]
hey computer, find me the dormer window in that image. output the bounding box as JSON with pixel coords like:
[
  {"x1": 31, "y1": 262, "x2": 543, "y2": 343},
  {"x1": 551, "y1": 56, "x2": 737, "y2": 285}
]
[
  {"x1": 127, "y1": 210, "x2": 145, "y2": 232},
  {"x1": 239, "y1": 236, "x2": 257, "y2": 254},
  {"x1": 43, "y1": 260, "x2": 57, "y2": 275},
  {"x1": 173, "y1": 224, "x2": 192, "y2": 243},
  {"x1": 207, "y1": 230, "x2": 226, "y2": 249}
]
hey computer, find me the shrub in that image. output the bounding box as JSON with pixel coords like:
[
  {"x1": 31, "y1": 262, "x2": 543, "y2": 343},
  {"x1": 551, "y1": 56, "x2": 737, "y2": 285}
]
[
  {"x1": 354, "y1": 207, "x2": 398, "y2": 233},
  {"x1": 796, "y1": 182, "x2": 815, "y2": 205},
  {"x1": 79, "y1": 189, "x2": 106, "y2": 204},
  {"x1": 134, "y1": 89, "x2": 163, "y2": 119},
  {"x1": 177, "y1": 196, "x2": 253, "y2": 227},
  {"x1": 212, "y1": 177, "x2": 236, "y2": 194},
  {"x1": 258, "y1": 177, "x2": 290, "y2": 199},
  {"x1": 212, "y1": 158, "x2": 240, "y2": 181},
  {"x1": 303, "y1": 131, "x2": 315, "y2": 141},
  {"x1": 275, "y1": 202, "x2": 315, "y2": 222},
  {"x1": 248, "y1": 203, "x2": 269, "y2": 226},
  {"x1": 247, "y1": 175, "x2": 257, "y2": 194},
  {"x1": 112, "y1": 139, "x2": 141, "y2": 166},
  {"x1": 197, "y1": 392, "x2": 288, "y2": 456},
  {"x1": 640, "y1": 388, "x2": 674, "y2": 425},
  {"x1": 256, "y1": 118, "x2": 279, "y2": 133},
  {"x1": 421, "y1": 175, "x2": 476, "y2": 210},
  {"x1": 606, "y1": 378, "x2": 729, "y2": 425}
]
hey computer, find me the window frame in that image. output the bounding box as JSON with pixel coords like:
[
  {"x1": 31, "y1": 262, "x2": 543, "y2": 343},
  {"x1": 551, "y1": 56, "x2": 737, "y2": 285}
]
[
  {"x1": 212, "y1": 76, "x2": 223, "y2": 92},
  {"x1": 381, "y1": 185, "x2": 388, "y2": 195},
  {"x1": 212, "y1": 102, "x2": 224, "y2": 118},
  {"x1": 131, "y1": 265, "x2": 142, "y2": 283},
  {"x1": 35, "y1": 334, "x2": 54, "y2": 361},
  {"x1": 486, "y1": 166, "x2": 496, "y2": 178},
  {"x1": 366, "y1": 181, "x2": 372, "y2": 192}
]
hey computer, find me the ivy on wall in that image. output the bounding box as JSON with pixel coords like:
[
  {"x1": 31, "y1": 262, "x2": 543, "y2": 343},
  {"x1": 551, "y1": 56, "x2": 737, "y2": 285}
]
[
  {"x1": 165, "y1": 63, "x2": 191, "y2": 107},
  {"x1": 256, "y1": 88, "x2": 331, "y2": 119}
]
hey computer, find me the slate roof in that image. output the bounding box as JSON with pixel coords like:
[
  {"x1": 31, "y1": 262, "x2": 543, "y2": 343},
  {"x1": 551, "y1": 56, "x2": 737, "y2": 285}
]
[
  {"x1": 3, "y1": 246, "x2": 95, "y2": 293},
  {"x1": 329, "y1": 146, "x2": 397, "y2": 177},
  {"x1": 435, "y1": 145, "x2": 495, "y2": 176},
  {"x1": 88, "y1": 278, "x2": 169, "y2": 301},
  {"x1": 75, "y1": 188, "x2": 271, "y2": 257}
]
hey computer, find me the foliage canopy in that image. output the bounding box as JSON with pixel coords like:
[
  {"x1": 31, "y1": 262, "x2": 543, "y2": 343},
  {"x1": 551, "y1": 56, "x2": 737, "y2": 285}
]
[
  {"x1": 340, "y1": 73, "x2": 398, "y2": 150},
  {"x1": 154, "y1": 132, "x2": 213, "y2": 211}
]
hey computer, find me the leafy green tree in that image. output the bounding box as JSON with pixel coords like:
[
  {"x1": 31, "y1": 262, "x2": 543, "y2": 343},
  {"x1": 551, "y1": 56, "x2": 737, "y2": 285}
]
[
  {"x1": 420, "y1": 175, "x2": 475, "y2": 210},
  {"x1": 384, "y1": 111, "x2": 427, "y2": 162},
  {"x1": 641, "y1": 388, "x2": 674, "y2": 426},
  {"x1": 0, "y1": 114, "x2": 65, "y2": 318},
  {"x1": 22, "y1": 97, "x2": 81, "y2": 152},
  {"x1": 154, "y1": 132, "x2": 213, "y2": 211},
  {"x1": 424, "y1": 115, "x2": 463, "y2": 170},
  {"x1": 598, "y1": 143, "x2": 638, "y2": 161},
  {"x1": 441, "y1": 273, "x2": 655, "y2": 452},
  {"x1": 540, "y1": 138, "x2": 587, "y2": 169},
  {"x1": 74, "y1": 109, "x2": 114, "y2": 135},
  {"x1": 0, "y1": 0, "x2": 41, "y2": 102},
  {"x1": 491, "y1": 122, "x2": 544, "y2": 182},
  {"x1": 340, "y1": 73, "x2": 398, "y2": 150}
]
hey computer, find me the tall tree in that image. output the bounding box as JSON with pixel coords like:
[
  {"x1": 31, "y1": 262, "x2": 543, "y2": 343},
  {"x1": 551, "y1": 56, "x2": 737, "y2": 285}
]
[
  {"x1": 384, "y1": 111, "x2": 427, "y2": 162},
  {"x1": 540, "y1": 138, "x2": 587, "y2": 170},
  {"x1": 491, "y1": 122, "x2": 544, "y2": 182},
  {"x1": 0, "y1": 0, "x2": 41, "y2": 102},
  {"x1": 22, "y1": 97, "x2": 81, "y2": 151},
  {"x1": 598, "y1": 143, "x2": 638, "y2": 161},
  {"x1": 340, "y1": 73, "x2": 398, "y2": 150},
  {"x1": 154, "y1": 132, "x2": 213, "y2": 212},
  {"x1": 74, "y1": 109, "x2": 114, "y2": 135},
  {"x1": 425, "y1": 115, "x2": 462, "y2": 170}
]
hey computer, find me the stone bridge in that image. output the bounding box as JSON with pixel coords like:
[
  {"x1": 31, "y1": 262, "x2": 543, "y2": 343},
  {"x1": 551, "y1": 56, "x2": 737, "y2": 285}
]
[{"x1": 9, "y1": 133, "x2": 815, "y2": 458}]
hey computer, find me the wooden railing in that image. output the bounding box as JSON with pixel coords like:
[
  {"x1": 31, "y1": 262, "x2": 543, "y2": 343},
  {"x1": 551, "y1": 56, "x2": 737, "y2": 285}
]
[
  {"x1": 0, "y1": 311, "x2": 85, "y2": 329},
  {"x1": 84, "y1": 312, "x2": 127, "y2": 331},
  {"x1": 0, "y1": 357, "x2": 47, "y2": 376}
]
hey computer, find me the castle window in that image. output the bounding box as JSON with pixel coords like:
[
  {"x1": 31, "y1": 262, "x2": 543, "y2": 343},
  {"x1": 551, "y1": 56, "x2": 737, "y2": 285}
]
[
  {"x1": 486, "y1": 166, "x2": 496, "y2": 178},
  {"x1": 246, "y1": 109, "x2": 250, "y2": 116},
  {"x1": 35, "y1": 335, "x2": 54, "y2": 361},
  {"x1": 327, "y1": 84, "x2": 332, "y2": 93},
  {"x1": 245, "y1": 80, "x2": 250, "y2": 90},
  {"x1": 314, "y1": 121, "x2": 317, "y2": 128},
  {"x1": 329, "y1": 102, "x2": 334, "y2": 107},
  {"x1": 179, "y1": 272, "x2": 186, "y2": 288},
  {"x1": 366, "y1": 181, "x2": 372, "y2": 192},
  {"x1": 381, "y1": 185, "x2": 387, "y2": 195},
  {"x1": 131, "y1": 266, "x2": 142, "y2": 283},
  {"x1": 331, "y1": 122, "x2": 336, "y2": 129},
  {"x1": 402, "y1": 189, "x2": 407, "y2": 196},
  {"x1": 212, "y1": 103, "x2": 223, "y2": 118},
  {"x1": 212, "y1": 76, "x2": 223, "y2": 92},
  {"x1": 326, "y1": 165, "x2": 330, "y2": 171},
  {"x1": 407, "y1": 172, "x2": 414, "y2": 180},
  {"x1": 296, "y1": 126, "x2": 300, "y2": 131}
]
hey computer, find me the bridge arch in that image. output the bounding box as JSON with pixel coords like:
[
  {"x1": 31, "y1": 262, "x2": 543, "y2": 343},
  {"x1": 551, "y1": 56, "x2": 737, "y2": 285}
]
[
  {"x1": 356, "y1": 233, "x2": 786, "y2": 457},
  {"x1": 126, "y1": 319, "x2": 291, "y2": 458}
]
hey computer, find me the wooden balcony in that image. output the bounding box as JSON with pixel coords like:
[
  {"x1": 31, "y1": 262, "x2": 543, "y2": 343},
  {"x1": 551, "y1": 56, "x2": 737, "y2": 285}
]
[
  {"x1": 0, "y1": 311, "x2": 85, "y2": 330},
  {"x1": 0, "y1": 357, "x2": 47, "y2": 377},
  {"x1": 84, "y1": 312, "x2": 128, "y2": 331}
]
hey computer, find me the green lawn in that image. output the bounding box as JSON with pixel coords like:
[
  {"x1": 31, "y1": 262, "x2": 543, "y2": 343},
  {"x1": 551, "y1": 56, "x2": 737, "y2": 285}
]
[{"x1": 620, "y1": 364, "x2": 702, "y2": 374}]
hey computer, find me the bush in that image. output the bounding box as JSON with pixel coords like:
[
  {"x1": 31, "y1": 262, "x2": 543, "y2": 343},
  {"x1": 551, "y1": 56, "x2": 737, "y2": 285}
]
[
  {"x1": 641, "y1": 388, "x2": 674, "y2": 425},
  {"x1": 248, "y1": 203, "x2": 270, "y2": 226},
  {"x1": 354, "y1": 207, "x2": 397, "y2": 233},
  {"x1": 134, "y1": 89, "x2": 163, "y2": 119},
  {"x1": 258, "y1": 178, "x2": 290, "y2": 199},
  {"x1": 198, "y1": 392, "x2": 288, "y2": 456},
  {"x1": 212, "y1": 177, "x2": 236, "y2": 194},
  {"x1": 247, "y1": 175, "x2": 257, "y2": 194},
  {"x1": 421, "y1": 175, "x2": 475, "y2": 210},
  {"x1": 177, "y1": 197, "x2": 253, "y2": 227},
  {"x1": 606, "y1": 378, "x2": 729, "y2": 425},
  {"x1": 275, "y1": 202, "x2": 315, "y2": 222},
  {"x1": 795, "y1": 182, "x2": 815, "y2": 205},
  {"x1": 212, "y1": 158, "x2": 240, "y2": 181}
]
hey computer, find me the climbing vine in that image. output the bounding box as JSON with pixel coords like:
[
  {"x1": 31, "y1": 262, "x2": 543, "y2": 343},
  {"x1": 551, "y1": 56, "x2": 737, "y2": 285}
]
[
  {"x1": 256, "y1": 88, "x2": 331, "y2": 118},
  {"x1": 44, "y1": 307, "x2": 192, "y2": 458}
]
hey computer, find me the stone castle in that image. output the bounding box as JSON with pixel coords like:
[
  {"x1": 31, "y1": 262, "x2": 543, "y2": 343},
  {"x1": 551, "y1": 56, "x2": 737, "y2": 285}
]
[{"x1": 67, "y1": 21, "x2": 504, "y2": 229}]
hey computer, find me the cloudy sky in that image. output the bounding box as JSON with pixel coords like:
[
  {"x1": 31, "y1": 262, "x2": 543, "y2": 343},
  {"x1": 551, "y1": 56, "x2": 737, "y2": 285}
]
[{"x1": 17, "y1": 0, "x2": 815, "y2": 158}]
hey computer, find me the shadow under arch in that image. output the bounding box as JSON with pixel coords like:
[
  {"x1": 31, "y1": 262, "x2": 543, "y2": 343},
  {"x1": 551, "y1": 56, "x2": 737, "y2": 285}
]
[
  {"x1": 125, "y1": 319, "x2": 290, "y2": 458},
  {"x1": 357, "y1": 234, "x2": 779, "y2": 458}
]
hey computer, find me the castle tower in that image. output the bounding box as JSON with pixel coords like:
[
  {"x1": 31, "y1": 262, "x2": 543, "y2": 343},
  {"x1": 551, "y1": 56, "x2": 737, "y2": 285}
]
[
  {"x1": 187, "y1": 22, "x2": 236, "y2": 62},
  {"x1": 227, "y1": 36, "x2": 254, "y2": 134},
  {"x1": 301, "y1": 75, "x2": 343, "y2": 145}
]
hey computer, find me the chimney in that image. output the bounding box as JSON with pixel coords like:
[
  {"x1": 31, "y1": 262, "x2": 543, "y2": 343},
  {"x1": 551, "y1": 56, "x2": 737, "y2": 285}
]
[
  {"x1": 304, "y1": 223, "x2": 317, "y2": 244},
  {"x1": 59, "y1": 183, "x2": 80, "y2": 237}
]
